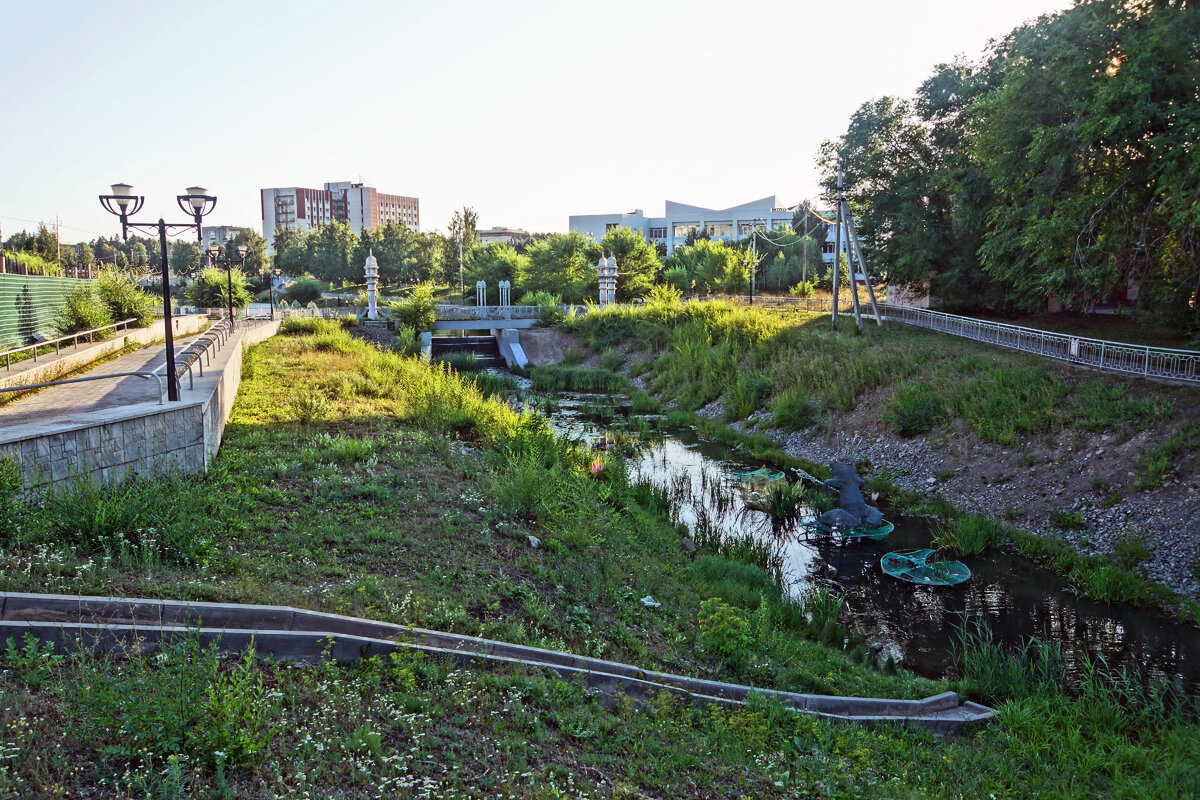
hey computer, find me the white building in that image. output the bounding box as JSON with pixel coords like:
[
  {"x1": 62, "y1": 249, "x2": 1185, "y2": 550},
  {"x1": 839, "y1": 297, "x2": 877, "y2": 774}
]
[
  {"x1": 569, "y1": 196, "x2": 797, "y2": 254},
  {"x1": 478, "y1": 227, "x2": 529, "y2": 247},
  {"x1": 201, "y1": 225, "x2": 250, "y2": 248}
]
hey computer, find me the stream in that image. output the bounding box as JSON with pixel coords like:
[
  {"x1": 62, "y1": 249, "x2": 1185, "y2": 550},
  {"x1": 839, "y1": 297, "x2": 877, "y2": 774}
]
[{"x1": 539, "y1": 390, "x2": 1200, "y2": 689}]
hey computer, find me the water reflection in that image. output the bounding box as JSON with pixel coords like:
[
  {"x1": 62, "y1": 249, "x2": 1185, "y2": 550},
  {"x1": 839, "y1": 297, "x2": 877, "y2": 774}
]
[{"x1": 542, "y1": 394, "x2": 1200, "y2": 689}]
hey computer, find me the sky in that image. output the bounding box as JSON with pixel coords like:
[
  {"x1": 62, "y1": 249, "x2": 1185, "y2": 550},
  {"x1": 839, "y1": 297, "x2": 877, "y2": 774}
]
[{"x1": 0, "y1": 0, "x2": 1074, "y2": 244}]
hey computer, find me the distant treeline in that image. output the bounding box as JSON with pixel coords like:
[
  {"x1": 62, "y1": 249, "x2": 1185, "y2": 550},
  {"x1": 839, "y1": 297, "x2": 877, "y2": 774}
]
[{"x1": 821, "y1": 0, "x2": 1198, "y2": 329}]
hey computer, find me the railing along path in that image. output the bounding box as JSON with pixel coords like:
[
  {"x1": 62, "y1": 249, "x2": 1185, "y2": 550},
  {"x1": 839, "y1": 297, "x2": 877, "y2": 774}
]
[{"x1": 721, "y1": 295, "x2": 1200, "y2": 385}]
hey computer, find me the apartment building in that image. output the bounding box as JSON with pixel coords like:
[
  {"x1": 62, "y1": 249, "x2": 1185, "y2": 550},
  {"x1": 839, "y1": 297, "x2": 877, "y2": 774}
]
[
  {"x1": 261, "y1": 181, "x2": 420, "y2": 250},
  {"x1": 201, "y1": 225, "x2": 251, "y2": 248}
]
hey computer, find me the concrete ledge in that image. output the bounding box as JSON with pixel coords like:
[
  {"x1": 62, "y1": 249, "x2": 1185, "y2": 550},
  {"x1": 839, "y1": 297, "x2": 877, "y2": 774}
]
[{"x1": 0, "y1": 591, "x2": 995, "y2": 733}]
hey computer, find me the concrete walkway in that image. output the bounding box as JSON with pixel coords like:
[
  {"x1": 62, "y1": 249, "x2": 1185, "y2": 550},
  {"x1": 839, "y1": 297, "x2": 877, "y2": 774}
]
[{"x1": 0, "y1": 344, "x2": 177, "y2": 428}]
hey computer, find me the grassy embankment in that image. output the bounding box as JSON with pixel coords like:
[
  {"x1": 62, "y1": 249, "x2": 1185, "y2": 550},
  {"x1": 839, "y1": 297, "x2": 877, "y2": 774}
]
[
  {"x1": 564, "y1": 300, "x2": 1200, "y2": 618},
  {"x1": 0, "y1": 317, "x2": 1196, "y2": 797}
]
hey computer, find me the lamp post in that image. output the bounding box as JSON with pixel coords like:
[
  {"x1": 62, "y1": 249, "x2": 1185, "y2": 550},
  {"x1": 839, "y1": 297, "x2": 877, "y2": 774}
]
[
  {"x1": 99, "y1": 183, "x2": 216, "y2": 401},
  {"x1": 207, "y1": 243, "x2": 248, "y2": 328},
  {"x1": 263, "y1": 268, "x2": 281, "y2": 320}
]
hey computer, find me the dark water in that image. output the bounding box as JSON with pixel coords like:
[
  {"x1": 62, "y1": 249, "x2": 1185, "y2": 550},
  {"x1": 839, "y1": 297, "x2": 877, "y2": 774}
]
[{"x1": 542, "y1": 392, "x2": 1200, "y2": 688}]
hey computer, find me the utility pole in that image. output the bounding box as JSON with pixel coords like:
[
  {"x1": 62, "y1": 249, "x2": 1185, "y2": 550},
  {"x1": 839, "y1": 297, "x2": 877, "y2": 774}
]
[
  {"x1": 802, "y1": 203, "x2": 809, "y2": 286},
  {"x1": 55, "y1": 216, "x2": 61, "y2": 270},
  {"x1": 749, "y1": 225, "x2": 756, "y2": 305},
  {"x1": 458, "y1": 238, "x2": 464, "y2": 303}
]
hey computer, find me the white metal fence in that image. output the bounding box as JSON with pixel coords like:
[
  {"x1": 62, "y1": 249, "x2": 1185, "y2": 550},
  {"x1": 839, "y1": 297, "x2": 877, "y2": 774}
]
[
  {"x1": 721, "y1": 295, "x2": 1200, "y2": 385},
  {"x1": 879, "y1": 304, "x2": 1200, "y2": 385}
]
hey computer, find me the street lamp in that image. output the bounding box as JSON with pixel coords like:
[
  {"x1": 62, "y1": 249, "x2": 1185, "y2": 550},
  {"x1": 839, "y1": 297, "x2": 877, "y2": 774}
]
[
  {"x1": 262, "y1": 267, "x2": 281, "y2": 321},
  {"x1": 99, "y1": 182, "x2": 216, "y2": 401},
  {"x1": 207, "y1": 243, "x2": 248, "y2": 328}
]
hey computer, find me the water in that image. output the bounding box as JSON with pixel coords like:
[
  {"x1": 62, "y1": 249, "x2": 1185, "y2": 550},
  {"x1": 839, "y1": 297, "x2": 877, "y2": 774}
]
[{"x1": 542, "y1": 392, "x2": 1200, "y2": 688}]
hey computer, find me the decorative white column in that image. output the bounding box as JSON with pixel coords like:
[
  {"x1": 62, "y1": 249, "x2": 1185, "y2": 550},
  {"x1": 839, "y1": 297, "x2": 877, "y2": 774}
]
[
  {"x1": 499, "y1": 280, "x2": 511, "y2": 307},
  {"x1": 597, "y1": 254, "x2": 617, "y2": 306},
  {"x1": 364, "y1": 248, "x2": 379, "y2": 320},
  {"x1": 476, "y1": 280, "x2": 487, "y2": 307}
]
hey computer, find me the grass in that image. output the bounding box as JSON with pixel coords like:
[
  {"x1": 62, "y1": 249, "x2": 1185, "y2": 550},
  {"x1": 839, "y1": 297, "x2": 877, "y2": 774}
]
[
  {"x1": 563, "y1": 301, "x2": 1189, "y2": 444},
  {"x1": 1135, "y1": 425, "x2": 1197, "y2": 490},
  {"x1": 2, "y1": 324, "x2": 1197, "y2": 797}
]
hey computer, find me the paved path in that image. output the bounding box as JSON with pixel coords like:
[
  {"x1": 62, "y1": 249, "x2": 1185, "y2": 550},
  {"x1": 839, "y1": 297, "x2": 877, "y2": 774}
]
[{"x1": 0, "y1": 345, "x2": 176, "y2": 429}]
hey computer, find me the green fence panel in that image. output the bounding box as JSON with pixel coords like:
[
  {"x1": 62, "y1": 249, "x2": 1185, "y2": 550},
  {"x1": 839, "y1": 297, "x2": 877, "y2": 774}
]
[{"x1": 0, "y1": 274, "x2": 87, "y2": 350}]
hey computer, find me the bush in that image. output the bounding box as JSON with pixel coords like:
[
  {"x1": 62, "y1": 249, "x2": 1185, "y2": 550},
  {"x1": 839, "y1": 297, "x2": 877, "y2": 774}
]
[
  {"x1": 186, "y1": 267, "x2": 252, "y2": 309},
  {"x1": 94, "y1": 269, "x2": 157, "y2": 326},
  {"x1": 698, "y1": 597, "x2": 754, "y2": 670},
  {"x1": 285, "y1": 277, "x2": 326, "y2": 305},
  {"x1": 645, "y1": 283, "x2": 683, "y2": 307},
  {"x1": 57, "y1": 283, "x2": 113, "y2": 335},
  {"x1": 724, "y1": 372, "x2": 772, "y2": 420},
  {"x1": 389, "y1": 283, "x2": 438, "y2": 331},
  {"x1": 887, "y1": 381, "x2": 946, "y2": 436},
  {"x1": 789, "y1": 281, "x2": 816, "y2": 298},
  {"x1": 518, "y1": 291, "x2": 566, "y2": 326}
]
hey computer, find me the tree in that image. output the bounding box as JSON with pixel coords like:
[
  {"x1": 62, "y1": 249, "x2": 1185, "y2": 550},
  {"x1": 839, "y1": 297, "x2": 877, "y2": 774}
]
[
  {"x1": 665, "y1": 239, "x2": 749, "y2": 295},
  {"x1": 523, "y1": 232, "x2": 599, "y2": 304},
  {"x1": 221, "y1": 229, "x2": 269, "y2": 276},
  {"x1": 468, "y1": 244, "x2": 529, "y2": 303},
  {"x1": 76, "y1": 242, "x2": 94, "y2": 267},
  {"x1": 307, "y1": 222, "x2": 359, "y2": 284},
  {"x1": 598, "y1": 226, "x2": 659, "y2": 300},
  {"x1": 130, "y1": 242, "x2": 149, "y2": 268},
  {"x1": 169, "y1": 241, "x2": 202, "y2": 275},
  {"x1": 272, "y1": 226, "x2": 311, "y2": 275}
]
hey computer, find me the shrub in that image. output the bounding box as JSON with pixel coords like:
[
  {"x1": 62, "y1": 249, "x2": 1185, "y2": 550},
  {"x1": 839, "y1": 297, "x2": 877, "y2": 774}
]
[
  {"x1": 518, "y1": 290, "x2": 566, "y2": 326},
  {"x1": 645, "y1": 283, "x2": 683, "y2": 307},
  {"x1": 724, "y1": 372, "x2": 773, "y2": 420},
  {"x1": 285, "y1": 277, "x2": 326, "y2": 305},
  {"x1": 887, "y1": 381, "x2": 945, "y2": 436},
  {"x1": 56, "y1": 283, "x2": 113, "y2": 335},
  {"x1": 389, "y1": 283, "x2": 438, "y2": 331},
  {"x1": 771, "y1": 387, "x2": 818, "y2": 430},
  {"x1": 698, "y1": 597, "x2": 754, "y2": 670},
  {"x1": 789, "y1": 281, "x2": 815, "y2": 298},
  {"x1": 94, "y1": 268, "x2": 157, "y2": 326},
  {"x1": 395, "y1": 324, "x2": 418, "y2": 355},
  {"x1": 1113, "y1": 532, "x2": 1151, "y2": 570}
]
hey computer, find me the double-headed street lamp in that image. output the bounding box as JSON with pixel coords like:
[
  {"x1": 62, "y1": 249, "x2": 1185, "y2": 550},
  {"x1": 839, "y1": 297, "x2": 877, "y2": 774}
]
[
  {"x1": 99, "y1": 182, "x2": 216, "y2": 401},
  {"x1": 207, "y1": 243, "x2": 248, "y2": 328}
]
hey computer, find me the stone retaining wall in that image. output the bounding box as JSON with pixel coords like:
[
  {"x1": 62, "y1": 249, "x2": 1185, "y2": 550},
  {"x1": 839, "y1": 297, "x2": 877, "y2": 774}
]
[{"x1": 0, "y1": 320, "x2": 281, "y2": 488}]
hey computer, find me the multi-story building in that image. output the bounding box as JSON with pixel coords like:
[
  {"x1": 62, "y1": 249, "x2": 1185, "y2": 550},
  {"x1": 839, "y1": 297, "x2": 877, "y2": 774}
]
[
  {"x1": 569, "y1": 196, "x2": 796, "y2": 255},
  {"x1": 478, "y1": 227, "x2": 530, "y2": 247},
  {"x1": 201, "y1": 225, "x2": 251, "y2": 249},
  {"x1": 261, "y1": 181, "x2": 420, "y2": 250}
]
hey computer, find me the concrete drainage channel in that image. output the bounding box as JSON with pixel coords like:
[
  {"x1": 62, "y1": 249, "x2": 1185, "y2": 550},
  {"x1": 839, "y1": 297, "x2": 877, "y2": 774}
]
[{"x1": 0, "y1": 592, "x2": 994, "y2": 733}]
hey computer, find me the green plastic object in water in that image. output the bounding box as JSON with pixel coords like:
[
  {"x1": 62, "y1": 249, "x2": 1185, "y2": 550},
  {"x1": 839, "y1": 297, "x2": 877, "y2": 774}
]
[
  {"x1": 732, "y1": 468, "x2": 786, "y2": 484},
  {"x1": 844, "y1": 521, "x2": 894, "y2": 541},
  {"x1": 881, "y1": 549, "x2": 970, "y2": 586}
]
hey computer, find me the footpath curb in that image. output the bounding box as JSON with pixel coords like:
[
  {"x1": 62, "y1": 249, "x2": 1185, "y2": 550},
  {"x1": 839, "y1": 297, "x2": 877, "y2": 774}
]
[{"x1": 0, "y1": 592, "x2": 994, "y2": 733}]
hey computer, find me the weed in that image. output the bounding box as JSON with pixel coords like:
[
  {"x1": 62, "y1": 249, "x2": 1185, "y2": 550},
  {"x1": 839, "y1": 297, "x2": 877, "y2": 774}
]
[
  {"x1": 1049, "y1": 509, "x2": 1086, "y2": 530},
  {"x1": 933, "y1": 515, "x2": 1005, "y2": 555},
  {"x1": 698, "y1": 597, "x2": 754, "y2": 670},
  {"x1": 1113, "y1": 532, "x2": 1151, "y2": 570},
  {"x1": 1135, "y1": 427, "x2": 1196, "y2": 490},
  {"x1": 598, "y1": 348, "x2": 623, "y2": 371},
  {"x1": 291, "y1": 389, "x2": 331, "y2": 425},
  {"x1": 771, "y1": 387, "x2": 819, "y2": 430},
  {"x1": 887, "y1": 381, "x2": 946, "y2": 436}
]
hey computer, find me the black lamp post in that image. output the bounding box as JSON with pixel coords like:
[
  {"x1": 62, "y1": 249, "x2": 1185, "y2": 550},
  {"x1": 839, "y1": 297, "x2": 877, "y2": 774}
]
[
  {"x1": 99, "y1": 182, "x2": 216, "y2": 401},
  {"x1": 207, "y1": 244, "x2": 248, "y2": 328},
  {"x1": 265, "y1": 268, "x2": 281, "y2": 321}
]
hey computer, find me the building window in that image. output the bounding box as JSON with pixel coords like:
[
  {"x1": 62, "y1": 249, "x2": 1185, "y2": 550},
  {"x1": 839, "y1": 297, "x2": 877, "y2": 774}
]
[
  {"x1": 738, "y1": 221, "x2": 765, "y2": 235},
  {"x1": 605, "y1": 223, "x2": 619, "y2": 231},
  {"x1": 705, "y1": 223, "x2": 733, "y2": 237},
  {"x1": 674, "y1": 224, "x2": 699, "y2": 238},
  {"x1": 648, "y1": 226, "x2": 667, "y2": 239},
  {"x1": 773, "y1": 220, "x2": 791, "y2": 231},
  {"x1": 822, "y1": 241, "x2": 835, "y2": 254}
]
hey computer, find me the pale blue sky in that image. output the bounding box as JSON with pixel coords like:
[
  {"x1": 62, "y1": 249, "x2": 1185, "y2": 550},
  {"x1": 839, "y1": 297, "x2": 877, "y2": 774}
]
[{"x1": 1, "y1": 0, "x2": 1072, "y2": 243}]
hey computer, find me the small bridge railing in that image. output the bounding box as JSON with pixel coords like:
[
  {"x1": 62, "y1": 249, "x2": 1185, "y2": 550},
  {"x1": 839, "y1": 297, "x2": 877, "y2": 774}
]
[{"x1": 2, "y1": 318, "x2": 139, "y2": 371}]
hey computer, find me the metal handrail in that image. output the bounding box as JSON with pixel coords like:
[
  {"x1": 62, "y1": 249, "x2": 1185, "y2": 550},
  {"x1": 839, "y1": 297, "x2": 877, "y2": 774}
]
[
  {"x1": 0, "y1": 372, "x2": 165, "y2": 404},
  {"x1": 719, "y1": 294, "x2": 1200, "y2": 385},
  {"x1": 2, "y1": 318, "x2": 139, "y2": 371}
]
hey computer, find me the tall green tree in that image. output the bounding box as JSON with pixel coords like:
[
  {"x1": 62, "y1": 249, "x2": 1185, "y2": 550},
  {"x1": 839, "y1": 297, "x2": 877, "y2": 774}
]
[
  {"x1": 169, "y1": 241, "x2": 201, "y2": 275},
  {"x1": 468, "y1": 244, "x2": 529, "y2": 303},
  {"x1": 665, "y1": 239, "x2": 749, "y2": 295},
  {"x1": 523, "y1": 232, "x2": 599, "y2": 303},
  {"x1": 307, "y1": 222, "x2": 359, "y2": 284},
  {"x1": 598, "y1": 226, "x2": 659, "y2": 300}
]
